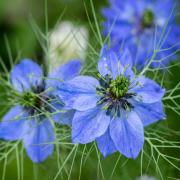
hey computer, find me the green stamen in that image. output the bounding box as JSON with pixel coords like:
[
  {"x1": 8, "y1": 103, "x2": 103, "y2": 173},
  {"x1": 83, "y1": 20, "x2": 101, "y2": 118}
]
[
  {"x1": 110, "y1": 75, "x2": 129, "y2": 98},
  {"x1": 21, "y1": 92, "x2": 39, "y2": 108},
  {"x1": 142, "y1": 9, "x2": 154, "y2": 28}
]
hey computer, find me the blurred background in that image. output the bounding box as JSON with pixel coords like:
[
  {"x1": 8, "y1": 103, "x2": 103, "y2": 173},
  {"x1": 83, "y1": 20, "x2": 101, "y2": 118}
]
[
  {"x1": 0, "y1": 0, "x2": 106, "y2": 67},
  {"x1": 0, "y1": 0, "x2": 179, "y2": 180}
]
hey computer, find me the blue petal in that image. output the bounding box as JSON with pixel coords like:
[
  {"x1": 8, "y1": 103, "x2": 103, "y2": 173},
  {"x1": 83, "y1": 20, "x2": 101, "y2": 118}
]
[
  {"x1": 23, "y1": 120, "x2": 55, "y2": 163},
  {"x1": 57, "y1": 76, "x2": 99, "y2": 111},
  {"x1": 111, "y1": 46, "x2": 134, "y2": 78},
  {"x1": 118, "y1": 48, "x2": 133, "y2": 68},
  {"x1": 46, "y1": 60, "x2": 81, "y2": 93},
  {"x1": 98, "y1": 45, "x2": 134, "y2": 79},
  {"x1": 0, "y1": 106, "x2": 27, "y2": 140},
  {"x1": 101, "y1": 0, "x2": 179, "y2": 70},
  {"x1": 10, "y1": 59, "x2": 43, "y2": 92},
  {"x1": 131, "y1": 76, "x2": 165, "y2": 103},
  {"x1": 96, "y1": 128, "x2": 117, "y2": 157},
  {"x1": 110, "y1": 111, "x2": 144, "y2": 159},
  {"x1": 155, "y1": 0, "x2": 174, "y2": 19},
  {"x1": 48, "y1": 97, "x2": 73, "y2": 126},
  {"x1": 52, "y1": 109, "x2": 75, "y2": 126},
  {"x1": 72, "y1": 107, "x2": 110, "y2": 144},
  {"x1": 98, "y1": 46, "x2": 120, "y2": 79},
  {"x1": 134, "y1": 101, "x2": 166, "y2": 126}
]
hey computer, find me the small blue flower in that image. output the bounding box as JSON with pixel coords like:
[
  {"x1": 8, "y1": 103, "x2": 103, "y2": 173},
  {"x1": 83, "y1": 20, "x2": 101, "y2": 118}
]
[
  {"x1": 0, "y1": 59, "x2": 81, "y2": 163},
  {"x1": 57, "y1": 47, "x2": 166, "y2": 158},
  {"x1": 102, "y1": 0, "x2": 180, "y2": 69}
]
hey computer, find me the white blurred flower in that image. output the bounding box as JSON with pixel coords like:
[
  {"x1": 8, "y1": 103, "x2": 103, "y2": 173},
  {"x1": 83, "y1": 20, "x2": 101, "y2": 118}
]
[
  {"x1": 137, "y1": 175, "x2": 156, "y2": 180},
  {"x1": 49, "y1": 21, "x2": 89, "y2": 71}
]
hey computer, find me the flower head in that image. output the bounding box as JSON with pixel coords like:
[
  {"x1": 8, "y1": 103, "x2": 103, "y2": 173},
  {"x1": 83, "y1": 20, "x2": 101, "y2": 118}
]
[
  {"x1": 0, "y1": 59, "x2": 81, "y2": 163},
  {"x1": 58, "y1": 46, "x2": 166, "y2": 158},
  {"x1": 49, "y1": 21, "x2": 89, "y2": 71},
  {"x1": 102, "y1": 0, "x2": 180, "y2": 69}
]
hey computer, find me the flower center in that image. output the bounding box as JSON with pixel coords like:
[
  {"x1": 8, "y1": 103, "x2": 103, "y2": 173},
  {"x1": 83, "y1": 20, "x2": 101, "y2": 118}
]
[
  {"x1": 16, "y1": 84, "x2": 52, "y2": 116},
  {"x1": 142, "y1": 9, "x2": 154, "y2": 28},
  {"x1": 96, "y1": 75, "x2": 135, "y2": 117},
  {"x1": 110, "y1": 75, "x2": 129, "y2": 98},
  {"x1": 22, "y1": 92, "x2": 38, "y2": 108}
]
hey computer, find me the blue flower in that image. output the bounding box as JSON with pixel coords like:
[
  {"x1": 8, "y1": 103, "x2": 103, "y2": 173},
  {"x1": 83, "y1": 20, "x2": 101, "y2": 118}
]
[
  {"x1": 57, "y1": 47, "x2": 166, "y2": 158},
  {"x1": 0, "y1": 59, "x2": 81, "y2": 163},
  {"x1": 102, "y1": 0, "x2": 180, "y2": 70}
]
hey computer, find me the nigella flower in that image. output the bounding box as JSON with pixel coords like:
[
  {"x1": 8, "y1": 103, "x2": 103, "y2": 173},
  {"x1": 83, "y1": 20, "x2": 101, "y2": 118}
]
[
  {"x1": 102, "y1": 0, "x2": 180, "y2": 69},
  {"x1": 57, "y1": 46, "x2": 166, "y2": 158},
  {"x1": 49, "y1": 21, "x2": 89, "y2": 71},
  {"x1": 0, "y1": 59, "x2": 81, "y2": 163}
]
